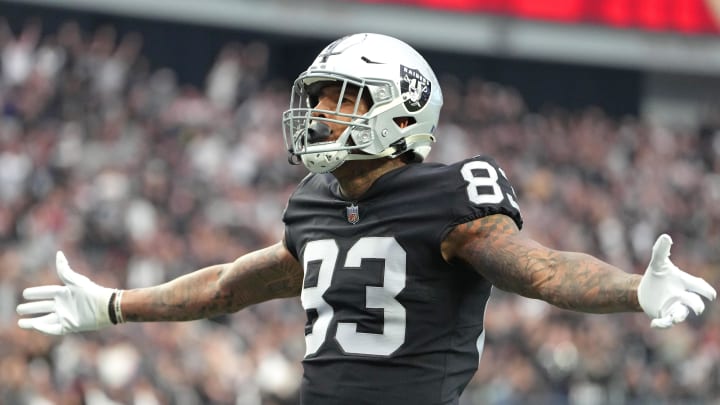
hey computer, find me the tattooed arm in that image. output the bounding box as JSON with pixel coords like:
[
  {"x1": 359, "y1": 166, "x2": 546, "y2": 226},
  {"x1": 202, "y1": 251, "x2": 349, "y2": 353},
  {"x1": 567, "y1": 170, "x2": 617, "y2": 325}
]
[
  {"x1": 16, "y1": 242, "x2": 303, "y2": 335},
  {"x1": 123, "y1": 242, "x2": 304, "y2": 322},
  {"x1": 441, "y1": 214, "x2": 641, "y2": 313}
]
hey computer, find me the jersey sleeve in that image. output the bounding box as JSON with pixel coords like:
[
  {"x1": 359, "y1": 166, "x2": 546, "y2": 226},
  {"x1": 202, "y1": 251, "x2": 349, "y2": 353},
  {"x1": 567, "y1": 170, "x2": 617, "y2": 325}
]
[{"x1": 446, "y1": 155, "x2": 523, "y2": 232}]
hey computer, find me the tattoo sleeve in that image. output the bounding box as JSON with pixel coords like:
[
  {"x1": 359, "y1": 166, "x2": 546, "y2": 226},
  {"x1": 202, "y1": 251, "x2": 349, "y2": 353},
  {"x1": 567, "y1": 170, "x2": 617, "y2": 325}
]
[
  {"x1": 446, "y1": 215, "x2": 642, "y2": 313},
  {"x1": 122, "y1": 242, "x2": 304, "y2": 322}
]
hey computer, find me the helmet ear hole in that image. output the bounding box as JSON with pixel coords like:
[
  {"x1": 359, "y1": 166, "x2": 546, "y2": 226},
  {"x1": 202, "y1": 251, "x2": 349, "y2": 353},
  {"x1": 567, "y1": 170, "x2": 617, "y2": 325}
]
[{"x1": 393, "y1": 117, "x2": 416, "y2": 129}]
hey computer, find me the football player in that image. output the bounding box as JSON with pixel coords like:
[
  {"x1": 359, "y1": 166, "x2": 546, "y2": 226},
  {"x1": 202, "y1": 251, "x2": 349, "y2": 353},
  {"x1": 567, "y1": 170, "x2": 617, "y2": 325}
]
[{"x1": 17, "y1": 33, "x2": 716, "y2": 404}]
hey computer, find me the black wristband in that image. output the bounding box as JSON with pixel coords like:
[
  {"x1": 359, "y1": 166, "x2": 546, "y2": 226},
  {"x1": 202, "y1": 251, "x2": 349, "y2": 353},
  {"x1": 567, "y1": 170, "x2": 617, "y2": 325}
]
[{"x1": 108, "y1": 291, "x2": 118, "y2": 325}]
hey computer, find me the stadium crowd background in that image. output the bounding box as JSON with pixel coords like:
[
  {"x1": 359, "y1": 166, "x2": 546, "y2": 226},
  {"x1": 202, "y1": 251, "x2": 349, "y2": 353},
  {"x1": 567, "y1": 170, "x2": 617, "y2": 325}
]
[{"x1": 1, "y1": 6, "x2": 719, "y2": 405}]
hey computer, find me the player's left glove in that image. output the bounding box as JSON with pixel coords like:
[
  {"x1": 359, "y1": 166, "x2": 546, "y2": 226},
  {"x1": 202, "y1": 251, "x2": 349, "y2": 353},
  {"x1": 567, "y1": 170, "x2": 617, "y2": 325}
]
[{"x1": 638, "y1": 234, "x2": 716, "y2": 328}]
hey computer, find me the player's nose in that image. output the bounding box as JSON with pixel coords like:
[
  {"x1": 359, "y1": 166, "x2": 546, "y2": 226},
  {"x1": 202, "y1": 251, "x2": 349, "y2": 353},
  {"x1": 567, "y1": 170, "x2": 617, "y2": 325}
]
[{"x1": 307, "y1": 122, "x2": 332, "y2": 143}]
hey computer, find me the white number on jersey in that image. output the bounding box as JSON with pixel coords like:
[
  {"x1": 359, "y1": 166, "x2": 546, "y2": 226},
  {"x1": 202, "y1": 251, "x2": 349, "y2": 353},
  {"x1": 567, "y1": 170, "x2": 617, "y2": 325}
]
[
  {"x1": 460, "y1": 160, "x2": 519, "y2": 209},
  {"x1": 301, "y1": 237, "x2": 407, "y2": 357}
]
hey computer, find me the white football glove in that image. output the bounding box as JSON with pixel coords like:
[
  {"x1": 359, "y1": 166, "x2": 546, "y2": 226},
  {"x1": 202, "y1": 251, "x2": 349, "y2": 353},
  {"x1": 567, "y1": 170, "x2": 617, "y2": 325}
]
[
  {"x1": 638, "y1": 234, "x2": 716, "y2": 328},
  {"x1": 17, "y1": 251, "x2": 117, "y2": 335}
]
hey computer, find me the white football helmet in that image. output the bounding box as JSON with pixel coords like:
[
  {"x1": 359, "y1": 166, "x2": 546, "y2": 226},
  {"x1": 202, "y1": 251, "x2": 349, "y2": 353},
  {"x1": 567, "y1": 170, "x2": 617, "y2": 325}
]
[{"x1": 282, "y1": 33, "x2": 443, "y2": 173}]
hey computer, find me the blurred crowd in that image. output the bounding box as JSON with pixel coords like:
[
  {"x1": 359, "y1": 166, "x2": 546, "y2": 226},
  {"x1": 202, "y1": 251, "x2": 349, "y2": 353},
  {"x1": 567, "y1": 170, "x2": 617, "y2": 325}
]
[{"x1": 0, "y1": 18, "x2": 718, "y2": 405}]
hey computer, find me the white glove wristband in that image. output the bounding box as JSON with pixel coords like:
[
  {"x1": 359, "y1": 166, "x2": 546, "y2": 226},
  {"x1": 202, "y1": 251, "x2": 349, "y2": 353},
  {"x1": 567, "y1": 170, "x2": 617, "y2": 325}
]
[{"x1": 110, "y1": 289, "x2": 125, "y2": 324}]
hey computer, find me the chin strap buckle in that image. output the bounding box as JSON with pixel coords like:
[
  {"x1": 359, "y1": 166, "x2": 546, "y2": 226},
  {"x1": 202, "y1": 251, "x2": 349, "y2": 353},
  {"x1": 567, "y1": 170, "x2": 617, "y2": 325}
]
[{"x1": 287, "y1": 152, "x2": 302, "y2": 165}]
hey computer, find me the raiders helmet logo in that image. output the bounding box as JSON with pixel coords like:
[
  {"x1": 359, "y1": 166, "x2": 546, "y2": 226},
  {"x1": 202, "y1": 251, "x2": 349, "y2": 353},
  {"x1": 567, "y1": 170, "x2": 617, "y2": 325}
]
[{"x1": 400, "y1": 65, "x2": 431, "y2": 112}]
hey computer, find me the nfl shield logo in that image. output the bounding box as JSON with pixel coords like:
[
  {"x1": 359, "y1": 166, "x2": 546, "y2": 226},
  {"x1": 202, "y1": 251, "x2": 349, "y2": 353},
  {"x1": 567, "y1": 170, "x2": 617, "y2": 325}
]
[{"x1": 346, "y1": 203, "x2": 359, "y2": 224}]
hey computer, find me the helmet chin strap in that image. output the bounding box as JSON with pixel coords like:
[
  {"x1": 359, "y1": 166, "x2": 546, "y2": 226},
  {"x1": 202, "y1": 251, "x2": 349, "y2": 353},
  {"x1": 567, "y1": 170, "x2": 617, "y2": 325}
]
[
  {"x1": 301, "y1": 149, "x2": 348, "y2": 173},
  {"x1": 344, "y1": 133, "x2": 436, "y2": 161},
  {"x1": 300, "y1": 133, "x2": 435, "y2": 173}
]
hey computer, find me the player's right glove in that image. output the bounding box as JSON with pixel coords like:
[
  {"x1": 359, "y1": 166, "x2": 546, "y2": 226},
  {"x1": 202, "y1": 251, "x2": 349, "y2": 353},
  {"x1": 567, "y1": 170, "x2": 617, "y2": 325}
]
[
  {"x1": 638, "y1": 234, "x2": 717, "y2": 328},
  {"x1": 16, "y1": 251, "x2": 120, "y2": 335}
]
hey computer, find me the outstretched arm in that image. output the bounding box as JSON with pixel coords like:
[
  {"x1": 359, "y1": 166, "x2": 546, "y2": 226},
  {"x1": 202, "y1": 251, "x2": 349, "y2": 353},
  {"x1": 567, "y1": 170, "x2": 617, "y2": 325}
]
[
  {"x1": 442, "y1": 214, "x2": 716, "y2": 323},
  {"x1": 17, "y1": 241, "x2": 303, "y2": 335},
  {"x1": 124, "y1": 242, "x2": 303, "y2": 322}
]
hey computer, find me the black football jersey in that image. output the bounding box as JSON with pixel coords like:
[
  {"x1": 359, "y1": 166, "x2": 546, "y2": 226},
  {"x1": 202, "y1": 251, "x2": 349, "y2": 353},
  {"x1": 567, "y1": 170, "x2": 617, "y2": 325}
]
[{"x1": 282, "y1": 155, "x2": 522, "y2": 405}]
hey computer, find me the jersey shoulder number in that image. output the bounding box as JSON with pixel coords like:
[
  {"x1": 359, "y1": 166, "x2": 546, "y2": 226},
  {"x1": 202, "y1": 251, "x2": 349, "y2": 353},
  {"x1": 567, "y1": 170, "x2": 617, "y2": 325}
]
[
  {"x1": 450, "y1": 155, "x2": 522, "y2": 229},
  {"x1": 459, "y1": 156, "x2": 519, "y2": 207}
]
